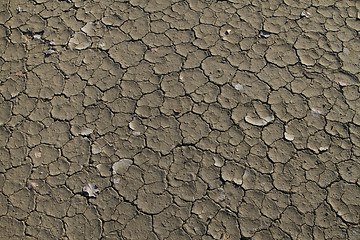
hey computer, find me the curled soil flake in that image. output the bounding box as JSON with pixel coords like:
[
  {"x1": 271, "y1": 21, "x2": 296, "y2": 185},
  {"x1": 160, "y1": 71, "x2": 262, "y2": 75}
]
[
  {"x1": 234, "y1": 83, "x2": 243, "y2": 91},
  {"x1": 92, "y1": 144, "x2": 102, "y2": 154},
  {"x1": 33, "y1": 34, "x2": 41, "y2": 39},
  {"x1": 301, "y1": 10, "x2": 311, "y2": 18},
  {"x1": 68, "y1": 32, "x2": 92, "y2": 50},
  {"x1": 284, "y1": 132, "x2": 295, "y2": 141},
  {"x1": 338, "y1": 80, "x2": 347, "y2": 87},
  {"x1": 260, "y1": 30, "x2": 271, "y2": 38},
  {"x1": 27, "y1": 182, "x2": 38, "y2": 190},
  {"x1": 214, "y1": 157, "x2": 224, "y2": 167},
  {"x1": 45, "y1": 48, "x2": 56, "y2": 56},
  {"x1": 311, "y1": 108, "x2": 322, "y2": 117},
  {"x1": 112, "y1": 159, "x2": 133, "y2": 175},
  {"x1": 80, "y1": 127, "x2": 93, "y2": 136},
  {"x1": 173, "y1": 109, "x2": 182, "y2": 115},
  {"x1": 81, "y1": 22, "x2": 96, "y2": 35}
]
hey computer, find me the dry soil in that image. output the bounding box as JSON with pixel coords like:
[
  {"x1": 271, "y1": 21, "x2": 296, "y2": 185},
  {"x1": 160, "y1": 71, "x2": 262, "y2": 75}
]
[{"x1": 0, "y1": 0, "x2": 360, "y2": 239}]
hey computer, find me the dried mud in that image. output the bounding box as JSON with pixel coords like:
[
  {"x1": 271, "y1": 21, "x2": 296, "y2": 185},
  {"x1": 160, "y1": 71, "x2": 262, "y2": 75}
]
[{"x1": 0, "y1": 0, "x2": 360, "y2": 239}]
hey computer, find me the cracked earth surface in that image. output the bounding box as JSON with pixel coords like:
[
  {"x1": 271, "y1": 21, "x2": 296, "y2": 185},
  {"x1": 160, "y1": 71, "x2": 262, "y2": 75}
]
[{"x1": 0, "y1": 0, "x2": 360, "y2": 239}]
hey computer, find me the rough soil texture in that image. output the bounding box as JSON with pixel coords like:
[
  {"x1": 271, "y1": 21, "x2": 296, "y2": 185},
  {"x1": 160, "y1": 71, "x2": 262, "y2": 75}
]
[{"x1": 0, "y1": 0, "x2": 360, "y2": 239}]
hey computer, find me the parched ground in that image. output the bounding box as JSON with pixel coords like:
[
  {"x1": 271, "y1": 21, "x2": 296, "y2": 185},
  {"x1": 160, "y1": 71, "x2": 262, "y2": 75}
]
[{"x1": 0, "y1": 0, "x2": 360, "y2": 239}]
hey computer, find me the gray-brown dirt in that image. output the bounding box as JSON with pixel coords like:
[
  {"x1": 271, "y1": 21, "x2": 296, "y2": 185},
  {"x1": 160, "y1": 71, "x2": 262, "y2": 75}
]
[{"x1": 0, "y1": 0, "x2": 360, "y2": 239}]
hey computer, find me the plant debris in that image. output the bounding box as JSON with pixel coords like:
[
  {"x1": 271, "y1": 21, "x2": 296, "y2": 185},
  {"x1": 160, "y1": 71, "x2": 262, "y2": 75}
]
[{"x1": 82, "y1": 183, "x2": 99, "y2": 198}]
